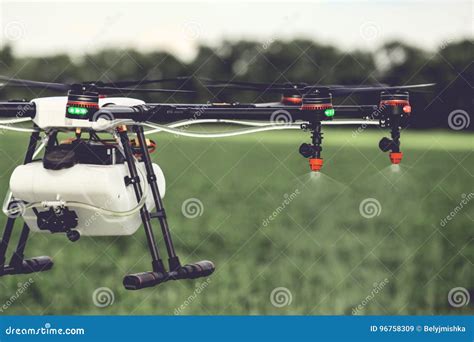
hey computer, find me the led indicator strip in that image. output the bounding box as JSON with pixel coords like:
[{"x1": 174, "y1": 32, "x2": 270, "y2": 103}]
[{"x1": 67, "y1": 107, "x2": 89, "y2": 115}]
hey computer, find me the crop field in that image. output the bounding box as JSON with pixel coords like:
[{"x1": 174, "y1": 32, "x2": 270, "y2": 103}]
[{"x1": 0, "y1": 127, "x2": 472, "y2": 315}]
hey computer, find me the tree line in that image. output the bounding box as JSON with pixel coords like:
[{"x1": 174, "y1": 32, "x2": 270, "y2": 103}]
[{"x1": 0, "y1": 39, "x2": 471, "y2": 129}]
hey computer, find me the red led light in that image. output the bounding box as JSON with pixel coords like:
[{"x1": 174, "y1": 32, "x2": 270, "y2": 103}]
[
  {"x1": 281, "y1": 96, "x2": 302, "y2": 105},
  {"x1": 403, "y1": 105, "x2": 412, "y2": 113},
  {"x1": 380, "y1": 100, "x2": 410, "y2": 106},
  {"x1": 301, "y1": 104, "x2": 333, "y2": 111}
]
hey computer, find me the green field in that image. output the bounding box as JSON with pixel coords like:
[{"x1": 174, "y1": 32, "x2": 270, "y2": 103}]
[{"x1": 0, "y1": 127, "x2": 472, "y2": 315}]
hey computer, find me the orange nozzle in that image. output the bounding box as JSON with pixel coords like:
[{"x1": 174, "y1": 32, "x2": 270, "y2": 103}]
[
  {"x1": 309, "y1": 158, "x2": 323, "y2": 172},
  {"x1": 389, "y1": 152, "x2": 403, "y2": 164}
]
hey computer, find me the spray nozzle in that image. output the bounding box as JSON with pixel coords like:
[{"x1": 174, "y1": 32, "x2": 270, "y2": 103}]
[
  {"x1": 389, "y1": 152, "x2": 403, "y2": 164},
  {"x1": 309, "y1": 158, "x2": 323, "y2": 172}
]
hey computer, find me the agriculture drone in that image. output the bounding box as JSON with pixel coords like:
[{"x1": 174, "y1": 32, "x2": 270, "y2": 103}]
[{"x1": 0, "y1": 75, "x2": 433, "y2": 290}]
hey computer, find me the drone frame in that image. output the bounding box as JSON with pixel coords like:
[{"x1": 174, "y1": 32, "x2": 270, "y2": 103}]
[{"x1": 0, "y1": 77, "x2": 429, "y2": 290}]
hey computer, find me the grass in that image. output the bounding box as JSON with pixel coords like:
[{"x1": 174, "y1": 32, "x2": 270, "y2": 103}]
[{"x1": 0, "y1": 127, "x2": 472, "y2": 315}]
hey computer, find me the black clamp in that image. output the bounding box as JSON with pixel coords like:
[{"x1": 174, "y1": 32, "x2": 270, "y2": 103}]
[
  {"x1": 147, "y1": 174, "x2": 157, "y2": 183},
  {"x1": 150, "y1": 210, "x2": 166, "y2": 219},
  {"x1": 124, "y1": 175, "x2": 141, "y2": 186}
]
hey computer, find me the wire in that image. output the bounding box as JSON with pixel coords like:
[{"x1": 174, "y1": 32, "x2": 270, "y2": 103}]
[
  {"x1": 0, "y1": 117, "x2": 36, "y2": 132},
  {"x1": 164, "y1": 118, "x2": 379, "y2": 128},
  {"x1": 142, "y1": 119, "x2": 379, "y2": 137},
  {"x1": 323, "y1": 120, "x2": 379, "y2": 126},
  {"x1": 0, "y1": 124, "x2": 37, "y2": 133},
  {"x1": 91, "y1": 118, "x2": 379, "y2": 135},
  {"x1": 169, "y1": 119, "x2": 272, "y2": 128},
  {"x1": 142, "y1": 122, "x2": 301, "y2": 138},
  {"x1": 0, "y1": 118, "x2": 32, "y2": 125}
]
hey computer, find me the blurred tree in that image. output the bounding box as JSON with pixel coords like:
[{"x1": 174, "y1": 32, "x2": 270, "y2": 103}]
[{"x1": 0, "y1": 39, "x2": 471, "y2": 129}]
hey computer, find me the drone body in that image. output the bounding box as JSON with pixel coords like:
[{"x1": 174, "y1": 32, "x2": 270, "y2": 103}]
[
  {"x1": 30, "y1": 96, "x2": 145, "y2": 129},
  {"x1": 0, "y1": 75, "x2": 433, "y2": 290}
]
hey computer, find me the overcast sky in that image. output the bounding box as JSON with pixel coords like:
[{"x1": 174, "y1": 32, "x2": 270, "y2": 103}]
[{"x1": 0, "y1": 0, "x2": 472, "y2": 61}]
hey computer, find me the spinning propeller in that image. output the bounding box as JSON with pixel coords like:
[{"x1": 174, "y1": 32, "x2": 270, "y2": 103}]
[
  {"x1": 0, "y1": 75, "x2": 194, "y2": 120},
  {"x1": 204, "y1": 79, "x2": 435, "y2": 96},
  {"x1": 0, "y1": 76, "x2": 194, "y2": 94}
]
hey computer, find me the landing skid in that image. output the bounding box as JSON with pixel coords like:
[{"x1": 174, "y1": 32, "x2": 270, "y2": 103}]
[{"x1": 0, "y1": 126, "x2": 215, "y2": 289}]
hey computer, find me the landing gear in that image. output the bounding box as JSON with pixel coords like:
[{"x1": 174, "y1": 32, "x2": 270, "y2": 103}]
[
  {"x1": 0, "y1": 126, "x2": 215, "y2": 288},
  {"x1": 118, "y1": 125, "x2": 215, "y2": 290},
  {"x1": 0, "y1": 130, "x2": 54, "y2": 277}
]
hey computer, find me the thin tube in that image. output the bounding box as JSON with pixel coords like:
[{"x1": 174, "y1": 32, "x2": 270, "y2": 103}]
[
  {"x1": 0, "y1": 125, "x2": 37, "y2": 133},
  {"x1": 164, "y1": 119, "x2": 379, "y2": 128},
  {"x1": 0, "y1": 118, "x2": 32, "y2": 125},
  {"x1": 142, "y1": 122, "x2": 301, "y2": 138}
]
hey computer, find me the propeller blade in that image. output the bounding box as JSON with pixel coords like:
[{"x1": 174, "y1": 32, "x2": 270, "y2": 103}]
[
  {"x1": 97, "y1": 86, "x2": 195, "y2": 94},
  {"x1": 204, "y1": 79, "x2": 390, "y2": 89},
  {"x1": 330, "y1": 83, "x2": 436, "y2": 96},
  {"x1": 206, "y1": 80, "x2": 435, "y2": 96},
  {"x1": 100, "y1": 76, "x2": 194, "y2": 88},
  {"x1": 204, "y1": 79, "x2": 308, "y2": 89},
  {"x1": 206, "y1": 83, "x2": 293, "y2": 93},
  {"x1": 0, "y1": 76, "x2": 70, "y2": 92},
  {"x1": 205, "y1": 79, "x2": 393, "y2": 93}
]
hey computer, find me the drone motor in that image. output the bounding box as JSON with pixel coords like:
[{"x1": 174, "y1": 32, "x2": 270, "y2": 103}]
[
  {"x1": 65, "y1": 86, "x2": 100, "y2": 120},
  {"x1": 298, "y1": 89, "x2": 333, "y2": 172},
  {"x1": 378, "y1": 91, "x2": 410, "y2": 164}
]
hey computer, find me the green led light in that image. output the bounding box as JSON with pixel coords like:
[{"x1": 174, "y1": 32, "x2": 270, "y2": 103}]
[
  {"x1": 324, "y1": 108, "x2": 335, "y2": 117},
  {"x1": 67, "y1": 107, "x2": 88, "y2": 115}
]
